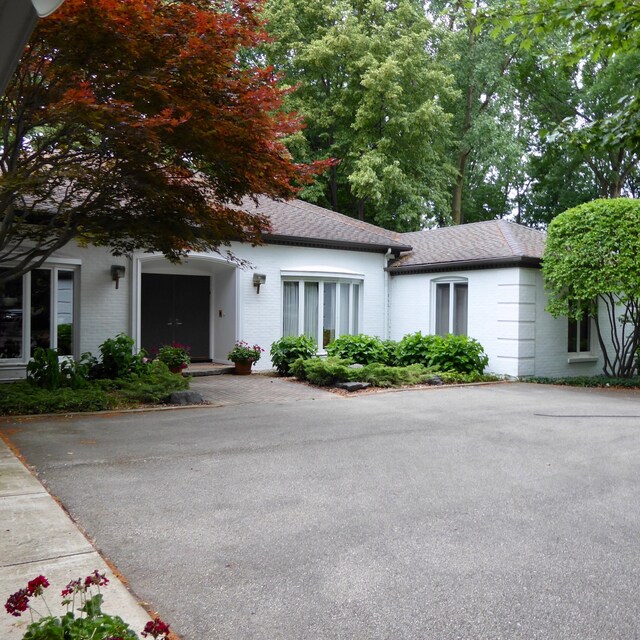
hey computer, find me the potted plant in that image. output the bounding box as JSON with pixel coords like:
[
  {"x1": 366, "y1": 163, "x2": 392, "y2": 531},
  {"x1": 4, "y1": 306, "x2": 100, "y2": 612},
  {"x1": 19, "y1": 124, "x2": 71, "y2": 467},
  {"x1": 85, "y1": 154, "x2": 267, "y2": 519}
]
[
  {"x1": 227, "y1": 340, "x2": 264, "y2": 375},
  {"x1": 156, "y1": 343, "x2": 191, "y2": 374}
]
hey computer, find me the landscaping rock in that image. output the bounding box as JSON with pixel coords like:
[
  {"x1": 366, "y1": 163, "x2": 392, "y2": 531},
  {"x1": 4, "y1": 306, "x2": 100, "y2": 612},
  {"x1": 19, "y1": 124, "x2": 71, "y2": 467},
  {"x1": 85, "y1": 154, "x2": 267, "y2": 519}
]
[
  {"x1": 427, "y1": 375, "x2": 444, "y2": 386},
  {"x1": 168, "y1": 390, "x2": 205, "y2": 405},
  {"x1": 348, "y1": 363, "x2": 364, "y2": 369},
  {"x1": 336, "y1": 381, "x2": 371, "y2": 391}
]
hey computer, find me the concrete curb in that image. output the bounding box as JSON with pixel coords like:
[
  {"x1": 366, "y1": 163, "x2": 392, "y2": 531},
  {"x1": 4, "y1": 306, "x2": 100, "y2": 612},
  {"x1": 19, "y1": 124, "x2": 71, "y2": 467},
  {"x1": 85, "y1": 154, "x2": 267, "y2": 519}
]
[{"x1": 0, "y1": 438, "x2": 153, "y2": 639}]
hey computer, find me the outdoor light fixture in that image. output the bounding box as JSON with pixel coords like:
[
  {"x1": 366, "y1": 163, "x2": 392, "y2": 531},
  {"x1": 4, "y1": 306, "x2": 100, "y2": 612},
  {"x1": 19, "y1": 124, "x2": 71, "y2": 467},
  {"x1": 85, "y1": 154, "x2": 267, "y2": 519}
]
[
  {"x1": 252, "y1": 272, "x2": 266, "y2": 294},
  {"x1": 110, "y1": 265, "x2": 126, "y2": 289}
]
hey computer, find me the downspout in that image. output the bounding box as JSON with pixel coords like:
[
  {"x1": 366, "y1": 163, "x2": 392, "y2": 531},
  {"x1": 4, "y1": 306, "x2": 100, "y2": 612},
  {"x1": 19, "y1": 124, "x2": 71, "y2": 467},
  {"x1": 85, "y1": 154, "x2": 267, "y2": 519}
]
[{"x1": 383, "y1": 248, "x2": 392, "y2": 340}]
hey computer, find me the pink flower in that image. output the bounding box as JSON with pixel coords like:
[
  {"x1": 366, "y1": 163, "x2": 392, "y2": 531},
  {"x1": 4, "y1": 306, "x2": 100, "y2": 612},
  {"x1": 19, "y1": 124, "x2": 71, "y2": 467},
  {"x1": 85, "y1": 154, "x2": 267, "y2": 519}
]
[
  {"x1": 5, "y1": 588, "x2": 30, "y2": 617},
  {"x1": 142, "y1": 617, "x2": 171, "y2": 639}
]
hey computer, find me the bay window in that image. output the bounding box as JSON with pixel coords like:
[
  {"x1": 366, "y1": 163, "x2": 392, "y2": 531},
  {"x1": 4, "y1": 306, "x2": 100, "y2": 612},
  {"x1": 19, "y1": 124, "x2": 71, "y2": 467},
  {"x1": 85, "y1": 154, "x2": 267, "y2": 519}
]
[
  {"x1": 282, "y1": 278, "x2": 362, "y2": 348},
  {"x1": 0, "y1": 267, "x2": 76, "y2": 360}
]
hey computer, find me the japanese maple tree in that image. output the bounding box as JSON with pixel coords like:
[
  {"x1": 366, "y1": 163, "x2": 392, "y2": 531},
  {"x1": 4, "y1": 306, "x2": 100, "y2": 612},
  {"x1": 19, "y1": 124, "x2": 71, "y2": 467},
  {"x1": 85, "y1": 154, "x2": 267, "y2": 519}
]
[{"x1": 0, "y1": 0, "x2": 322, "y2": 286}]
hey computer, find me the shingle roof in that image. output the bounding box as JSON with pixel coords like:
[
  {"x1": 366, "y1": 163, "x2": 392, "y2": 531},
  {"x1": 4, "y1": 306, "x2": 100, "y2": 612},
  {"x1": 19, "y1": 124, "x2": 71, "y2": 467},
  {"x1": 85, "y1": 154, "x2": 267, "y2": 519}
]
[
  {"x1": 243, "y1": 197, "x2": 412, "y2": 254},
  {"x1": 389, "y1": 219, "x2": 546, "y2": 273}
]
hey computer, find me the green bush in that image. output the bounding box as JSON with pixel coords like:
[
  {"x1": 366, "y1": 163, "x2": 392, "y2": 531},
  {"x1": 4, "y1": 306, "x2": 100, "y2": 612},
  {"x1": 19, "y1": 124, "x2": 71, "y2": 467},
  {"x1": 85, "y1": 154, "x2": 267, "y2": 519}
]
[
  {"x1": 112, "y1": 360, "x2": 189, "y2": 403},
  {"x1": 428, "y1": 334, "x2": 489, "y2": 374},
  {"x1": 395, "y1": 332, "x2": 489, "y2": 374},
  {"x1": 95, "y1": 333, "x2": 149, "y2": 379},
  {"x1": 0, "y1": 382, "x2": 115, "y2": 415},
  {"x1": 395, "y1": 332, "x2": 444, "y2": 366},
  {"x1": 358, "y1": 362, "x2": 434, "y2": 387},
  {"x1": 27, "y1": 348, "x2": 91, "y2": 390},
  {"x1": 325, "y1": 334, "x2": 397, "y2": 365},
  {"x1": 270, "y1": 335, "x2": 317, "y2": 375},
  {"x1": 290, "y1": 357, "x2": 355, "y2": 386}
]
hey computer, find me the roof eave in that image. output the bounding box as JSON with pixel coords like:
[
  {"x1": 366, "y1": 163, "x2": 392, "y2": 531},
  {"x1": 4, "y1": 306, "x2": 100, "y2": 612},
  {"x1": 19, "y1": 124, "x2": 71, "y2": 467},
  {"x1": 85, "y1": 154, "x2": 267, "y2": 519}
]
[
  {"x1": 387, "y1": 255, "x2": 542, "y2": 275},
  {"x1": 264, "y1": 234, "x2": 412, "y2": 255}
]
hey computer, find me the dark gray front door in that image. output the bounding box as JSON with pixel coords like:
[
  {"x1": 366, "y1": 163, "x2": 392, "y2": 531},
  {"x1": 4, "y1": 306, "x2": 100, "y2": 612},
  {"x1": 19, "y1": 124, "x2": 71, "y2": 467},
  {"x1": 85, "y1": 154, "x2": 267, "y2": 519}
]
[{"x1": 141, "y1": 274, "x2": 210, "y2": 361}]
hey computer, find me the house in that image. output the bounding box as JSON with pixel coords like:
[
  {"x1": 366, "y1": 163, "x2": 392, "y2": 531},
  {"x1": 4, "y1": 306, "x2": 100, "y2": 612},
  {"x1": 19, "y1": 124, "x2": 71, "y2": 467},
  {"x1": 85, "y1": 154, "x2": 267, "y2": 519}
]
[{"x1": 0, "y1": 197, "x2": 611, "y2": 380}]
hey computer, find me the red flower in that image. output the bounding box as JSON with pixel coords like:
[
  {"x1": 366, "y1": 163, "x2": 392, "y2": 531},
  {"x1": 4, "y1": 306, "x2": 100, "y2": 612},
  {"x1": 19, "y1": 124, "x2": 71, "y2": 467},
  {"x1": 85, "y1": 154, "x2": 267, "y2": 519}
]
[
  {"x1": 27, "y1": 575, "x2": 50, "y2": 597},
  {"x1": 84, "y1": 570, "x2": 109, "y2": 588},
  {"x1": 5, "y1": 588, "x2": 30, "y2": 617},
  {"x1": 142, "y1": 617, "x2": 171, "y2": 639},
  {"x1": 61, "y1": 578, "x2": 83, "y2": 597}
]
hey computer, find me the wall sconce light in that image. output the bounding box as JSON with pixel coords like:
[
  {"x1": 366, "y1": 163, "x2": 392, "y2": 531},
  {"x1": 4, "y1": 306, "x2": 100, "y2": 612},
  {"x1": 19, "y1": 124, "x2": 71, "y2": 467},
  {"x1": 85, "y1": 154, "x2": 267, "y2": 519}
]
[
  {"x1": 252, "y1": 272, "x2": 266, "y2": 294},
  {"x1": 110, "y1": 265, "x2": 126, "y2": 289}
]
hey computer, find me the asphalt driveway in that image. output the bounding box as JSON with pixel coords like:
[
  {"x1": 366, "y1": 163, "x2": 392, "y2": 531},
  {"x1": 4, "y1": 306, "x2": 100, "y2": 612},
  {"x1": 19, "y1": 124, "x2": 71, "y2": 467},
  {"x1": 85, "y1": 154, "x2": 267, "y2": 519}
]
[{"x1": 2, "y1": 383, "x2": 640, "y2": 639}]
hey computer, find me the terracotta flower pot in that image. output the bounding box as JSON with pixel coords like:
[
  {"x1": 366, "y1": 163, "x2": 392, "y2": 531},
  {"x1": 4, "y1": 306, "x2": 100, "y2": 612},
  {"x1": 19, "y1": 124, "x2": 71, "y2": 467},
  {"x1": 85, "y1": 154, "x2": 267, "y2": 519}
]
[{"x1": 234, "y1": 360, "x2": 253, "y2": 375}]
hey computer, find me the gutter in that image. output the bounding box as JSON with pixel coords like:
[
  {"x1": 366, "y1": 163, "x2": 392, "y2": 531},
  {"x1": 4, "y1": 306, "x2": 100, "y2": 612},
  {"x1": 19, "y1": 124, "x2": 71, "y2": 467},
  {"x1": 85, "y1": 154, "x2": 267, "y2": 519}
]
[
  {"x1": 264, "y1": 234, "x2": 412, "y2": 256},
  {"x1": 386, "y1": 256, "x2": 542, "y2": 275}
]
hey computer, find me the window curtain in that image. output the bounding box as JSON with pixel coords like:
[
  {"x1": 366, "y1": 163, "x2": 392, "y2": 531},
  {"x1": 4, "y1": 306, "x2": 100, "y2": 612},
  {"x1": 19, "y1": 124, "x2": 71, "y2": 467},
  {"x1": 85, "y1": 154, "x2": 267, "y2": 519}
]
[
  {"x1": 323, "y1": 283, "x2": 336, "y2": 347},
  {"x1": 352, "y1": 284, "x2": 360, "y2": 334},
  {"x1": 283, "y1": 281, "x2": 299, "y2": 337},
  {"x1": 339, "y1": 283, "x2": 350, "y2": 336},
  {"x1": 304, "y1": 282, "x2": 319, "y2": 342},
  {"x1": 435, "y1": 283, "x2": 450, "y2": 336},
  {"x1": 454, "y1": 283, "x2": 468, "y2": 335}
]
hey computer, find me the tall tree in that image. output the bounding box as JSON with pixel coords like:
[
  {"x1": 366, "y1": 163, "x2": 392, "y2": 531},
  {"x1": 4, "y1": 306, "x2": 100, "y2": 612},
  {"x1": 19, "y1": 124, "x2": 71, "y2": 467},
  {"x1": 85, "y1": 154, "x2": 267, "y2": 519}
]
[
  {"x1": 263, "y1": 0, "x2": 457, "y2": 230},
  {"x1": 0, "y1": 0, "x2": 323, "y2": 287}
]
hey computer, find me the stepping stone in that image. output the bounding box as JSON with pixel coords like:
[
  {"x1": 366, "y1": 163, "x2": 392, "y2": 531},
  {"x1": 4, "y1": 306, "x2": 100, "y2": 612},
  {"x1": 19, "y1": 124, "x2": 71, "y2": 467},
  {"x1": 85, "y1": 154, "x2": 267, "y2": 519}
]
[{"x1": 336, "y1": 381, "x2": 371, "y2": 391}]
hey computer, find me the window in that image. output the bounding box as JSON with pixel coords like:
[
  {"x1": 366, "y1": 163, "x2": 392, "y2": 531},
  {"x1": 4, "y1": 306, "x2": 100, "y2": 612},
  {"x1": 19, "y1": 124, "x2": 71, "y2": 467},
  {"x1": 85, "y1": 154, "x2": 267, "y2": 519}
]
[
  {"x1": 282, "y1": 279, "x2": 362, "y2": 348},
  {"x1": 568, "y1": 309, "x2": 591, "y2": 353},
  {"x1": 434, "y1": 280, "x2": 468, "y2": 336},
  {"x1": 0, "y1": 267, "x2": 76, "y2": 360}
]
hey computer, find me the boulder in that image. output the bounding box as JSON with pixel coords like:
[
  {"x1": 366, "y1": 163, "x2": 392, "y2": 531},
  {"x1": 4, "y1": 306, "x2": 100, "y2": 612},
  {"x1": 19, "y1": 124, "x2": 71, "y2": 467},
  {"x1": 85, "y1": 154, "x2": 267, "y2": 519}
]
[
  {"x1": 168, "y1": 390, "x2": 205, "y2": 405},
  {"x1": 336, "y1": 381, "x2": 371, "y2": 391}
]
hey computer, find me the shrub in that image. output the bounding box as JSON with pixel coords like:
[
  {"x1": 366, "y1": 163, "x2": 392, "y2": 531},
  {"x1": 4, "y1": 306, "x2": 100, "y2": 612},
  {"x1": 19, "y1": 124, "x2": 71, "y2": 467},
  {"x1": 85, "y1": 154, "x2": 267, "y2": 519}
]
[
  {"x1": 289, "y1": 357, "x2": 356, "y2": 386},
  {"x1": 156, "y1": 343, "x2": 190, "y2": 371},
  {"x1": 27, "y1": 348, "x2": 91, "y2": 390},
  {"x1": 270, "y1": 335, "x2": 317, "y2": 375},
  {"x1": 325, "y1": 334, "x2": 396, "y2": 365},
  {"x1": 395, "y1": 332, "x2": 444, "y2": 366},
  {"x1": 428, "y1": 334, "x2": 489, "y2": 374},
  {"x1": 113, "y1": 360, "x2": 189, "y2": 403},
  {"x1": 358, "y1": 362, "x2": 434, "y2": 387},
  {"x1": 0, "y1": 382, "x2": 115, "y2": 415},
  {"x1": 95, "y1": 333, "x2": 149, "y2": 379}
]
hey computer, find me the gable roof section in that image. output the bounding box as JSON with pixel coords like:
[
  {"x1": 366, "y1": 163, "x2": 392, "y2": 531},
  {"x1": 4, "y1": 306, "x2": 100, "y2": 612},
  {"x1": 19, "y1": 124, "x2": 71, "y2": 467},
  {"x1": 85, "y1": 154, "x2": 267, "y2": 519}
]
[
  {"x1": 389, "y1": 219, "x2": 546, "y2": 274},
  {"x1": 243, "y1": 197, "x2": 412, "y2": 254}
]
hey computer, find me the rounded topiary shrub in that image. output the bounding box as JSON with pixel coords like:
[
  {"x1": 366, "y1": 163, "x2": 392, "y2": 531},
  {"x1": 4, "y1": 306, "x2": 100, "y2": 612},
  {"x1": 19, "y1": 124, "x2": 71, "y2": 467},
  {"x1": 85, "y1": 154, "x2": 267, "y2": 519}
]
[{"x1": 270, "y1": 335, "x2": 317, "y2": 375}]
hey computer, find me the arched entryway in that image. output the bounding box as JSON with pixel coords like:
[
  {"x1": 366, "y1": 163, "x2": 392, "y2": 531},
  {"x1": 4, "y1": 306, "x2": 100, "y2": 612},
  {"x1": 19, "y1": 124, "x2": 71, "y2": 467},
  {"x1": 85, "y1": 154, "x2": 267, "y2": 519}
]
[{"x1": 133, "y1": 254, "x2": 237, "y2": 363}]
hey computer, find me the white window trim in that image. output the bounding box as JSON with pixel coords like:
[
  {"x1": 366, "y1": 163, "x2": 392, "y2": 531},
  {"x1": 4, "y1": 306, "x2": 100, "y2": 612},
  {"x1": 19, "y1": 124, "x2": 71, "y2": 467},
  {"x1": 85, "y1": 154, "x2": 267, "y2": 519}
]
[
  {"x1": 430, "y1": 276, "x2": 468, "y2": 336},
  {"x1": 281, "y1": 274, "x2": 363, "y2": 351},
  {"x1": 0, "y1": 263, "x2": 80, "y2": 364}
]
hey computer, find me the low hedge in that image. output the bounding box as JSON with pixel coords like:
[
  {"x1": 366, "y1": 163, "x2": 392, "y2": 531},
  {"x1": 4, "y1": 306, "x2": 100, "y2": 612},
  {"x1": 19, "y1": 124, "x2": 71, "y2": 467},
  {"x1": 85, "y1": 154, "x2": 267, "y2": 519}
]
[
  {"x1": 290, "y1": 357, "x2": 499, "y2": 388},
  {"x1": 527, "y1": 376, "x2": 640, "y2": 388}
]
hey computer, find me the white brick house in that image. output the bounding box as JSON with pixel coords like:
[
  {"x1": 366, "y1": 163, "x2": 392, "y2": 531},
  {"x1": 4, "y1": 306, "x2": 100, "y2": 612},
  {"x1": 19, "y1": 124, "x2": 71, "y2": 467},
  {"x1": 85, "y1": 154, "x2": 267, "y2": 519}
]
[{"x1": 0, "y1": 198, "x2": 612, "y2": 380}]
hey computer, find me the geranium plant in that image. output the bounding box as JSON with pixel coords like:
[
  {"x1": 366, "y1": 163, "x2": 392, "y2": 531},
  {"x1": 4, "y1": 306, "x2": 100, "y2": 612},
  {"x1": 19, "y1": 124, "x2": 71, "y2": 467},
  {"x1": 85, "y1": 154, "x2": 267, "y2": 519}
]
[
  {"x1": 227, "y1": 340, "x2": 264, "y2": 364},
  {"x1": 155, "y1": 343, "x2": 191, "y2": 371},
  {"x1": 4, "y1": 571, "x2": 171, "y2": 640}
]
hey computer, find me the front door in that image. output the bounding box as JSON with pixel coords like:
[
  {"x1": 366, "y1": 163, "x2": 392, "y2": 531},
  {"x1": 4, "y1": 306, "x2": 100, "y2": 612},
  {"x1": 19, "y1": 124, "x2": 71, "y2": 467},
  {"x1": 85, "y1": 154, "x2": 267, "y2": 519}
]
[{"x1": 141, "y1": 274, "x2": 210, "y2": 361}]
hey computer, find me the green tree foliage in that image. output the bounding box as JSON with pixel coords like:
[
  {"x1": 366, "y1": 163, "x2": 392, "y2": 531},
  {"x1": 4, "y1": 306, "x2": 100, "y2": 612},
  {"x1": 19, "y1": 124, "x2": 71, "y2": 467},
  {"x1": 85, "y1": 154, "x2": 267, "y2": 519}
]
[
  {"x1": 263, "y1": 0, "x2": 457, "y2": 230},
  {"x1": 543, "y1": 198, "x2": 640, "y2": 377}
]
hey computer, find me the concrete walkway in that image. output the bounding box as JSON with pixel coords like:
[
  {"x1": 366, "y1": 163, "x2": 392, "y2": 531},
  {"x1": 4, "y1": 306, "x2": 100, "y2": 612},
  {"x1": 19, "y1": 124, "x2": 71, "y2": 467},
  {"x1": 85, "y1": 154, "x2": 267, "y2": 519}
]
[{"x1": 0, "y1": 438, "x2": 151, "y2": 639}]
